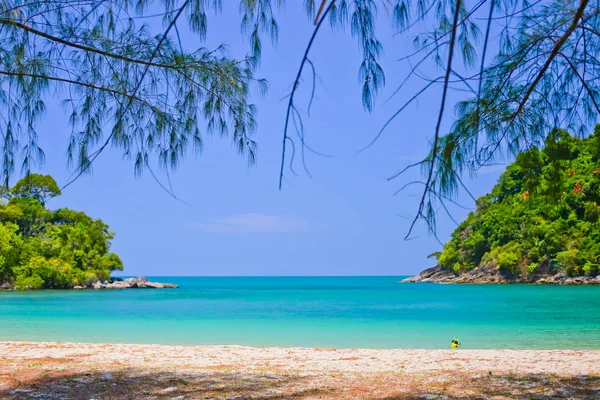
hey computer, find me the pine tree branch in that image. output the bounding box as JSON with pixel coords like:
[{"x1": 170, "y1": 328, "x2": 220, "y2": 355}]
[
  {"x1": 0, "y1": 17, "x2": 204, "y2": 72},
  {"x1": 0, "y1": 70, "x2": 149, "y2": 103},
  {"x1": 279, "y1": 0, "x2": 335, "y2": 190},
  {"x1": 511, "y1": 0, "x2": 590, "y2": 119},
  {"x1": 61, "y1": 0, "x2": 192, "y2": 190},
  {"x1": 405, "y1": 0, "x2": 462, "y2": 240}
]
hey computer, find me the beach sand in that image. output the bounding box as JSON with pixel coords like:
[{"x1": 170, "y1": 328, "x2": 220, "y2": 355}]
[{"x1": 1, "y1": 341, "x2": 599, "y2": 399}]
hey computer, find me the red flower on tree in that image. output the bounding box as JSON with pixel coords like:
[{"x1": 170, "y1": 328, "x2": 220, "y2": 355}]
[{"x1": 574, "y1": 181, "x2": 583, "y2": 195}]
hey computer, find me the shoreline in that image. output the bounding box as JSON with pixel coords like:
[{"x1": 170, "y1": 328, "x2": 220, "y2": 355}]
[
  {"x1": 403, "y1": 265, "x2": 600, "y2": 285},
  {"x1": 1, "y1": 341, "x2": 599, "y2": 399},
  {"x1": 3, "y1": 339, "x2": 600, "y2": 351},
  {"x1": 0, "y1": 276, "x2": 178, "y2": 291}
]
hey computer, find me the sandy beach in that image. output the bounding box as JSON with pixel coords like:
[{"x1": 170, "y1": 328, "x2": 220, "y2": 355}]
[{"x1": 1, "y1": 342, "x2": 599, "y2": 399}]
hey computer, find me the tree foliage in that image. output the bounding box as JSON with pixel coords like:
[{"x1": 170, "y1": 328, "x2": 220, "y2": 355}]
[
  {"x1": 11, "y1": 174, "x2": 61, "y2": 205},
  {"x1": 0, "y1": 0, "x2": 268, "y2": 189},
  {"x1": 2, "y1": 1, "x2": 600, "y2": 236},
  {"x1": 0, "y1": 175, "x2": 122, "y2": 289},
  {"x1": 437, "y1": 126, "x2": 600, "y2": 278}
]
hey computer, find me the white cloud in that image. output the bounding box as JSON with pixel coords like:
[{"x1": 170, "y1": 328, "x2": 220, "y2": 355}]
[{"x1": 188, "y1": 213, "x2": 316, "y2": 233}]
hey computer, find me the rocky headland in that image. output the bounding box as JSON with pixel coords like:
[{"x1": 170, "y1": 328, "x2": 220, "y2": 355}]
[
  {"x1": 0, "y1": 276, "x2": 178, "y2": 290},
  {"x1": 402, "y1": 265, "x2": 600, "y2": 285}
]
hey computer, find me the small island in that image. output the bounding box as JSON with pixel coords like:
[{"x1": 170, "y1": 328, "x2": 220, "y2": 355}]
[
  {"x1": 0, "y1": 174, "x2": 176, "y2": 290},
  {"x1": 405, "y1": 128, "x2": 600, "y2": 285}
]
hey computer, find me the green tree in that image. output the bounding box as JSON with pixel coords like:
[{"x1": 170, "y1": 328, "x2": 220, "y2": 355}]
[
  {"x1": 0, "y1": 174, "x2": 122, "y2": 289},
  {"x1": 11, "y1": 174, "x2": 61, "y2": 205},
  {"x1": 4, "y1": 197, "x2": 51, "y2": 237},
  {"x1": 0, "y1": 222, "x2": 22, "y2": 282}
]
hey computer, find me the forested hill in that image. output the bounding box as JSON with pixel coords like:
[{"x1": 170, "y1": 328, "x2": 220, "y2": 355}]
[
  {"x1": 0, "y1": 174, "x2": 123, "y2": 289},
  {"x1": 407, "y1": 127, "x2": 600, "y2": 284}
]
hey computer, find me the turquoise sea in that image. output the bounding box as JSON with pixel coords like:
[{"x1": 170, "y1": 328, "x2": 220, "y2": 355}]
[{"x1": 1, "y1": 276, "x2": 599, "y2": 349}]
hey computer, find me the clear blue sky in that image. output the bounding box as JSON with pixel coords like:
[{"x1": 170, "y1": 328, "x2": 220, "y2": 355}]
[{"x1": 34, "y1": 3, "x2": 503, "y2": 276}]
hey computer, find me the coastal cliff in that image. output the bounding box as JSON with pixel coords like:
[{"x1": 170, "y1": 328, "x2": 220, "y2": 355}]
[{"x1": 410, "y1": 128, "x2": 600, "y2": 285}]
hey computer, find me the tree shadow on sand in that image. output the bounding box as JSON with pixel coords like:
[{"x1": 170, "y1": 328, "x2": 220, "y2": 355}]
[
  {"x1": 1, "y1": 367, "x2": 599, "y2": 399},
  {"x1": 376, "y1": 372, "x2": 600, "y2": 400},
  {"x1": 0, "y1": 368, "x2": 328, "y2": 400}
]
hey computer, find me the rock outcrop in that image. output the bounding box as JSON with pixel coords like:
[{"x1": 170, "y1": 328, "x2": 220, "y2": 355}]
[
  {"x1": 402, "y1": 266, "x2": 600, "y2": 285},
  {"x1": 0, "y1": 276, "x2": 178, "y2": 290},
  {"x1": 95, "y1": 277, "x2": 179, "y2": 289}
]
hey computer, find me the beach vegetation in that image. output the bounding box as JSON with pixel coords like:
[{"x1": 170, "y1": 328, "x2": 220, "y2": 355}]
[
  {"x1": 0, "y1": 174, "x2": 122, "y2": 289},
  {"x1": 437, "y1": 127, "x2": 600, "y2": 277}
]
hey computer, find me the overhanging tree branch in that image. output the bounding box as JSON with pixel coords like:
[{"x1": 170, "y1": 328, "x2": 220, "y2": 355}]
[
  {"x1": 511, "y1": 0, "x2": 590, "y2": 119},
  {"x1": 278, "y1": 0, "x2": 336, "y2": 190},
  {"x1": 61, "y1": 0, "x2": 193, "y2": 190},
  {"x1": 404, "y1": 0, "x2": 462, "y2": 240}
]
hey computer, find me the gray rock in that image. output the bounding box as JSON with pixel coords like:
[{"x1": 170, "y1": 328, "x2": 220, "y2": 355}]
[
  {"x1": 71, "y1": 276, "x2": 178, "y2": 291},
  {"x1": 163, "y1": 283, "x2": 179, "y2": 288},
  {"x1": 143, "y1": 282, "x2": 164, "y2": 289},
  {"x1": 129, "y1": 276, "x2": 177, "y2": 289},
  {"x1": 1, "y1": 282, "x2": 13, "y2": 290},
  {"x1": 401, "y1": 266, "x2": 456, "y2": 283},
  {"x1": 106, "y1": 280, "x2": 130, "y2": 289},
  {"x1": 125, "y1": 276, "x2": 150, "y2": 288},
  {"x1": 404, "y1": 266, "x2": 600, "y2": 285}
]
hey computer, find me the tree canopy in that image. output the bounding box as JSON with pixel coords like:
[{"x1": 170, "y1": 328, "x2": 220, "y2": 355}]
[
  {"x1": 11, "y1": 174, "x2": 61, "y2": 205},
  {"x1": 0, "y1": 174, "x2": 122, "y2": 289},
  {"x1": 1, "y1": 1, "x2": 599, "y2": 234},
  {"x1": 437, "y1": 126, "x2": 600, "y2": 278}
]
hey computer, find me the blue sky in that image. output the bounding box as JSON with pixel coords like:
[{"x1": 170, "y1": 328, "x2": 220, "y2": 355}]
[{"x1": 33, "y1": 2, "x2": 503, "y2": 276}]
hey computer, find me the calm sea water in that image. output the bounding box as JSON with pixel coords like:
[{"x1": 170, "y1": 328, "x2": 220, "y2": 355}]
[{"x1": 1, "y1": 276, "x2": 599, "y2": 349}]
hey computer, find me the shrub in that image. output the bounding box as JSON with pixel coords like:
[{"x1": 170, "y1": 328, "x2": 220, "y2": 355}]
[
  {"x1": 14, "y1": 274, "x2": 44, "y2": 290},
  {"x1": 528, "y1": 263, "x2": 538, "y2": 274},
  {"x1": 583, "y1": 262, "x2": 599, "y2": 277},
  {"x1": 556, "y1": 249, "x2": 579, "y2": 276}
]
